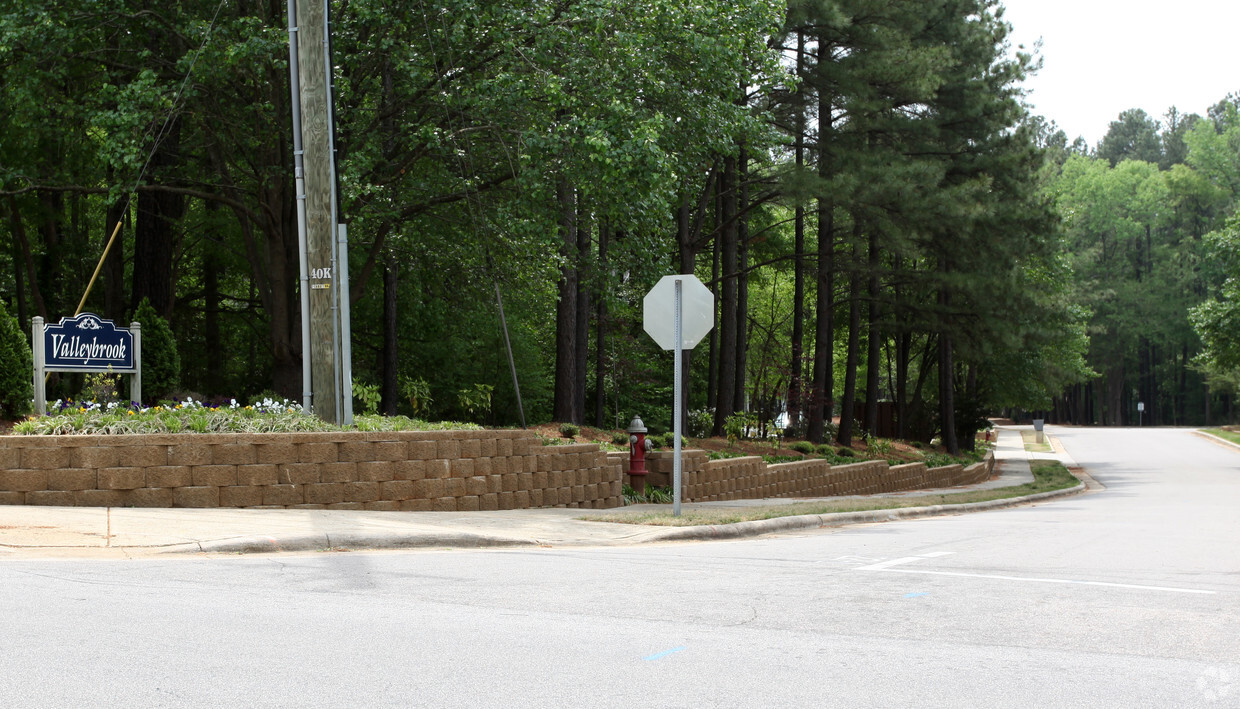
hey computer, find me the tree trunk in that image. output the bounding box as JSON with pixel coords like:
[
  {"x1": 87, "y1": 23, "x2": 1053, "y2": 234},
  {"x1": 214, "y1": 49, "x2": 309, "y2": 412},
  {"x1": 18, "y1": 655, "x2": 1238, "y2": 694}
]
[
  {"x1": 938, "y1": 276, "x2": 959, "y2": 455},
  {"x1": 734, "y1": 146, "x2": 749, "y2": 416},
  {"x1": 7, "y1": 196, "x2": 44, "y2": 322},
  {"x1": 381, "y1": 252, "x2": 399, "y2": 416},
  {"x1": 807, "y1": 77, "x2": 835, "y2": 445},
  {"x1": 574, "y1": 207, "x2": 590, "y2": 425},
  {"x1": 552, "y1": 178, "x2": 579, "y2": 423},
  {"x1": 132, "y1": 121, "x2": 184, "y2": 319},
  {"x1": 594, "y1": 223, "x2": 609, "y2": 428},
  {"x1": 787, "y1": 30, "x2": 806, "y2": 436},
  {"x1": 203, "y1": 247, "x2": 222, "y2": 396},
  {"x1": 837, "y1": 232, "x2": 861, "y2": 447},
  {"x1": 712, "y1": 155, "x2": 739, "y2": 436},
  {"x1": 863, "y1": 227, "x2": 880, "y2": 438}
]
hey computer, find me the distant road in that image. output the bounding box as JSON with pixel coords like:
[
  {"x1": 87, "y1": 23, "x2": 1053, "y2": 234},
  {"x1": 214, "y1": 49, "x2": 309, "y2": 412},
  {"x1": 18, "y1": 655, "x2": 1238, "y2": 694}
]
[{"x1": 0, "y1": 426, "x2": 1236, "y2": 707}]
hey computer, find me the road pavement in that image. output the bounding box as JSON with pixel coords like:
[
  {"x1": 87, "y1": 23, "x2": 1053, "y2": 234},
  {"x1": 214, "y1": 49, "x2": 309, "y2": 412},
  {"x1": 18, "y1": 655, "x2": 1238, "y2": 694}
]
[{"x1": 1, "y1": 424, "x2": 1237, "y2": 707}]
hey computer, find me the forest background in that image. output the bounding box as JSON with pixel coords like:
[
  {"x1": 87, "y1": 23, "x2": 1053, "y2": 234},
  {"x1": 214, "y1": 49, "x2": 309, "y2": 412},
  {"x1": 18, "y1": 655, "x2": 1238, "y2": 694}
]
[{"x1": 2, "y1": 0, "x2": 1239, "y2": 456}]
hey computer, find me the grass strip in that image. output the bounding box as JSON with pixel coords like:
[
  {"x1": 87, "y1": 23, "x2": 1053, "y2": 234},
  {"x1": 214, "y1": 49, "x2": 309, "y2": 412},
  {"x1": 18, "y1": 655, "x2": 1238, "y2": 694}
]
[
  {"x1": 1020, "y1": 430, "x2": 1052, "y2": 452},
  {"x1": 1202, "y1": 428, "x2": 1240, "y2": 446},
  {"x1": 582, "y1": 460, "x2": 1079, "y2": 527}
]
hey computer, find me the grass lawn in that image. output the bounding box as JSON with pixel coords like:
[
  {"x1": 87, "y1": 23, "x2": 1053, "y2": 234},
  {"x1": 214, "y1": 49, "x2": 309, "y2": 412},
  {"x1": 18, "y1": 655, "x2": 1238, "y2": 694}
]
[{"x1": 583, "y1": 460, "x2": 1079, "y2": 527}]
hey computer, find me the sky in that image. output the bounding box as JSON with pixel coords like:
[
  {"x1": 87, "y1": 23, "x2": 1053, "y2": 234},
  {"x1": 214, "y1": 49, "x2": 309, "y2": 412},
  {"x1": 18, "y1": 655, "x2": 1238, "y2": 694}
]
[{"x1": 999, "y1": 0, "x2": 1240, "y2": 146}]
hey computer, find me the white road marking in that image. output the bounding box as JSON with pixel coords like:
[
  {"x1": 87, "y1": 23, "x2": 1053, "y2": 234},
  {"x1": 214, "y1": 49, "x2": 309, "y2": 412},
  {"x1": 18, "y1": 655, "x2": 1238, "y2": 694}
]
[
  {"x1": 854, "y1": 552, "x2": 954, "y2": 570},
  {"x1": 876, "y1": 568, "x2": 1216, "y2": 595},
  {"x1": 855, "y1": 557, "x2": 928, "y2": 571},
  {"x1": 853, "y1": 550, "x2": 1214, "y2": 595}
]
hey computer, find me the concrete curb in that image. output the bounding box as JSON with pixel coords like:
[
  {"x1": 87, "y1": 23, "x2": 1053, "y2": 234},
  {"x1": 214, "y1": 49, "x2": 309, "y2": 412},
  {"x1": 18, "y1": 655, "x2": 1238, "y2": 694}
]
[
  {"x1": 161, "y1": 479, "x2": 1087, "y2": 555},
  {"x1": 638, "y1": 481, "x2": 1087, "y2": 543},
  {"x1": 1193, "y1": 429, "x2": 1240, "y2": 451},
  {"x1": 183, "y1": 531, "x2": 542, "y2": 555}
]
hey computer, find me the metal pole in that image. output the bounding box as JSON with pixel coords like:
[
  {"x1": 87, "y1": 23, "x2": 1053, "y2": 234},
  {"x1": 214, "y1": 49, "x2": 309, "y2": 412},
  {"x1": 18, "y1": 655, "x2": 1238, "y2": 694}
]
[
  {"x1": 32, "y1": 316, "x2": 45, "y2": 415},
  {"x1": 495, "y1": 282, "x2": 527, "y2": 428},
  {"x1": 673, "y1": 278, "x2": 683, "y2": 517},
  {"x1": 131, "y1": 322, "x2": 142, "y2": 405},
  {"x1": 338, "y1": 223, "x2": 354, "y2": 424},
  {"x1": 287, "y1": 0, "x2": 313, "y2": 413},
  {"x1": 324, "y1": 0, "x2": 349, "y2": 423}
]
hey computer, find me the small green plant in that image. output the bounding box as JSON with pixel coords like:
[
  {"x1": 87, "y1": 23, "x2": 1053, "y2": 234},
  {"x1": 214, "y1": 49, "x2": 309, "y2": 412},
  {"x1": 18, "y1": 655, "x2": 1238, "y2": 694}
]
[
  {"x1": 80, "y1": 369, "x2": 121, "y2": 404},
  {"x1": 621, "y1": 484, "x2": 675, "y2": 505},
  {"x1": 723, "y1": 411, "x2": 757, "y2": 446},
  {"x1": 656, "y1": 432, "x2": 687, "y2": 448},
  {"x1": 611, "y1": 431, "x2": 630, "y2": 446},
  {"x1": 789, "y1": 440, "x2": 816, "y2": 455},
  {"x1": 866, "y1": 437, "x2": 892, "y2": 457},
  {"x1": 559, "y1": 422, "x2": 580, "y2": 438},
  {"x1": 456, "y1": 383, "x2": 493, "y2": 419},
  {"x1": 837, "y1": 447, "x2": 855, "y2": 457},
  {"x1": 399, "y1": 376, "x2": 433, "y2": 416},
  {"x1": 352, "y1": 382, "x2": 381, "y2": 415},
  {"x1": 816, "y1": 443, "x2": 835, "y2": 455},
  {"x1": 645, "y1": 485, "x2": 674, "y2": 504}
]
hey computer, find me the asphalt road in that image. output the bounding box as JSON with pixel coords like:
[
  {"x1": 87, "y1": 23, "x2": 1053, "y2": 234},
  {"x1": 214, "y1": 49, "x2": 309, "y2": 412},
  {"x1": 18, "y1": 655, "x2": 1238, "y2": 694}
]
[{"x1": 1, "y1": 426, "x2": 1237, "y2": 707}]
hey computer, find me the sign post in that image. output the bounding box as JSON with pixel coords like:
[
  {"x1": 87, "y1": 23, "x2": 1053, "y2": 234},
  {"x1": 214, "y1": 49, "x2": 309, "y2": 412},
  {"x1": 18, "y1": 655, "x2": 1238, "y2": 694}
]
[
  {"x1": 643, "y1": 274, "x2": 714, "y2": 516},
  {"x1": 32, "y1": 314, "x2": 141, "y2": 415}
]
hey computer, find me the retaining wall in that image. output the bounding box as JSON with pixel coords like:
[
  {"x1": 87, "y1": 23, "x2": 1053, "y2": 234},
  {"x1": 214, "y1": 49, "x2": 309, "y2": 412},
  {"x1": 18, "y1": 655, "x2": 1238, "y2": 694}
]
[
  {"x1": 0, "y1": 431, "x2": 994, "y2": 510},
  {"x1": 0, "y1": 431, "x2": 622, "y2": 510},
  {"x1": 629, "y1": 450, "x2": 993, "y2": 501}
]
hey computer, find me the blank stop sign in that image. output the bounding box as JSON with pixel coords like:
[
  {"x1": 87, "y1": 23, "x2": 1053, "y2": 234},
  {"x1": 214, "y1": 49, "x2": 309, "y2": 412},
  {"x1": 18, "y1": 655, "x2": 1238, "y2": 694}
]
[{"x1": 643, "y1": 274, "x2": 714, "y2": 351}]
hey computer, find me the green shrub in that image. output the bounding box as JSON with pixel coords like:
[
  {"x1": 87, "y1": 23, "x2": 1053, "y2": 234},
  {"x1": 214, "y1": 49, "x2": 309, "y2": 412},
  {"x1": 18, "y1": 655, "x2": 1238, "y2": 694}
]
[
  {"x1": 687, "y1": 408, "x2": 714, "y2": 438},
  {"x1": 353, "y1": 382, "x2": 381, "y2": 415},
  {"x1": 789, "y1": 440, "x2": 816, "y2": 455},
  {"x1": 723, "y1": 411, "x2": 757, "y2": 444},
  {"x1": 559, "y1": 422, "x2": 580, "y2": 438},
  {"x1": 0, "y1": 301, "x2": 32, "y2": 417},
  {"x1": 837, "y1": 447, "x2": 855, "y2": 457},
  {"x1": 133, "y1": 298, "x2": 179, "y2": 403},
  {"x1": 611, "y1": 431, "x2": 630, "y2": 446},
  {"x1": 816, "y1": 444, "x2": 835, "y2": 455},
  {"x1": 79, "y1": 370, "x2": 120, "y2": 405}
]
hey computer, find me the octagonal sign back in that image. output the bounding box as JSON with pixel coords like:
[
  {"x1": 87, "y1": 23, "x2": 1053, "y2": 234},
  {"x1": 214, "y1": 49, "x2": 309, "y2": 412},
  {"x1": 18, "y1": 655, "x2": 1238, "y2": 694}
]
[{"x1": 643, "y1": 274, "x2": 714, "y2": 351}]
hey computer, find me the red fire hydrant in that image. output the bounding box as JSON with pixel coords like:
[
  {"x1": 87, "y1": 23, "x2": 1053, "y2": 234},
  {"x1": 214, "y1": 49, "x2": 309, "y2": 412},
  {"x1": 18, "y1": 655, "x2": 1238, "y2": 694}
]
[{"x1": 628, "y1": 415, "x2": 648, "y2": 494}]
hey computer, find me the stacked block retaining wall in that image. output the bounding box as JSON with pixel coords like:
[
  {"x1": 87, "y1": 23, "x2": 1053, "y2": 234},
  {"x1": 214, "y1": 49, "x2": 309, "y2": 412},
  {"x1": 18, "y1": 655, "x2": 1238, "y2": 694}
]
[
  {"x1": 0, "y1": 431, "x2": 993, "y2": 510},
  {"x1": 627, "y1": 450, "x2": 993, "y2": 501},
  {"x1": 0, "y1": 431, "x2": 622, "y2": 510}
]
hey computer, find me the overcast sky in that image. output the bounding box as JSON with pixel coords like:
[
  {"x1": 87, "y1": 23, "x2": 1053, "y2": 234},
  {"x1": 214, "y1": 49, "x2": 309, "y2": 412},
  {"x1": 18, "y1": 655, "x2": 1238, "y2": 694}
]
[{"x1": 1000, "y1": 0, "x2": 1240, "y2": 146}]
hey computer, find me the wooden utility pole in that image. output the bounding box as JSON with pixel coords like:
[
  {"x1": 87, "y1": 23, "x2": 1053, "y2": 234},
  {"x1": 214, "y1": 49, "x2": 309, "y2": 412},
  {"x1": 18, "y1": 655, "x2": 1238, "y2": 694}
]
[{"x1": 293, "y1": 0, "x2": 345, "y2": 423}]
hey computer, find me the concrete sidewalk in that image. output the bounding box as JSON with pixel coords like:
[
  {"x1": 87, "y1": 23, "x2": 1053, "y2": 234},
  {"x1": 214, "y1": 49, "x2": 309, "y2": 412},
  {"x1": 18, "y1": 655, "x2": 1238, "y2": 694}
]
[{"x1": 0, "y1": 426, "x2": 1082, "y2": 559}]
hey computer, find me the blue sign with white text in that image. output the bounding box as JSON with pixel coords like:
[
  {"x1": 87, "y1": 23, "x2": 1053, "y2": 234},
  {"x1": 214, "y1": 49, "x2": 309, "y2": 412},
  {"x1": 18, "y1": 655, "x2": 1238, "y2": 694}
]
[{"x1": 43, "y1": 313, "x2": 134, "y2": 370}]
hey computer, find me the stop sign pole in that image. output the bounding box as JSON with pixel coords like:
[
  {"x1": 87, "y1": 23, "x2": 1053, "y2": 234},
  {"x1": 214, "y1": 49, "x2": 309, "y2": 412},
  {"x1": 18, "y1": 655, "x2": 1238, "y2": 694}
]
[
  {"x1": 643, "y1": 274, "x2": 713, "y2": 516},
  {"x1": 672, "y1": 279, "x2": 683, "y2": 515}
]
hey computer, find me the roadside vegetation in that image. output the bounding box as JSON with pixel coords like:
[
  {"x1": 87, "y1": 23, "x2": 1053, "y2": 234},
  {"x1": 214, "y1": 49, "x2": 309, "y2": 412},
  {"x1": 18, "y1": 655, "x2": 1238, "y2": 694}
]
[{"x1": 585, "y1": 460, "x2": 1078, "y2": 527}]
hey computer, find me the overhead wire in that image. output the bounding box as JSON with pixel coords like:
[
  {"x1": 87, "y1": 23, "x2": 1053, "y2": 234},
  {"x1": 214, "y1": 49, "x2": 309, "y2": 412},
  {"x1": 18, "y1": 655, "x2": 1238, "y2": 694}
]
[{"x1": 73, "y1": 0, "x2": 230, "y2": 318}]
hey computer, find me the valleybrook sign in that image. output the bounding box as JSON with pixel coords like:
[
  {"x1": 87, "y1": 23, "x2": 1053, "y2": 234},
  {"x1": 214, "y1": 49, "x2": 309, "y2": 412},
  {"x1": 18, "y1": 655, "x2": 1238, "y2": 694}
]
[{"x1": 32, "y1": 313, "x2": 142, "y2": 415}]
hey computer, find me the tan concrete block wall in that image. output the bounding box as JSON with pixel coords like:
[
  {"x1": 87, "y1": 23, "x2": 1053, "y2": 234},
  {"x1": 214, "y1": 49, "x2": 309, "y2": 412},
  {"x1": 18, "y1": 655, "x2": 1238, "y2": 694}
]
[
  {"x1": 0, "y1": 431, "x2": 991, "y2": 511},
  {"x1": 0, "y1": 430, "x2": 624, "y2": 510}
]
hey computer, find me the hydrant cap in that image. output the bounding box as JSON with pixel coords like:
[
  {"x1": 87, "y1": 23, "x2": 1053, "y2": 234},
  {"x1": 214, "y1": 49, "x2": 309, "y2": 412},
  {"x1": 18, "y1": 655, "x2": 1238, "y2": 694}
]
[{"x1": 627, "y1": 416, "x2": 647, "y2": 434}]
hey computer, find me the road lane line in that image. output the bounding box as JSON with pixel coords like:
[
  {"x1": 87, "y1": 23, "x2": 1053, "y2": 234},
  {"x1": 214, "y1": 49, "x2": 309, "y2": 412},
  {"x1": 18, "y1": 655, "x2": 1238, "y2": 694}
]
[
  {"x1": 855, "y1": 557, "x2": 927, "y2": 571},
  {"x1": 917, "y1": 552, "x2": 955, "y2": 558},
  {"x1": 877, "y1": 568, "x2": 1215, "y2": 595}
]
